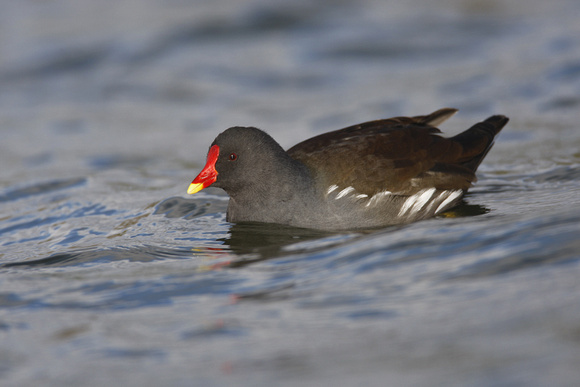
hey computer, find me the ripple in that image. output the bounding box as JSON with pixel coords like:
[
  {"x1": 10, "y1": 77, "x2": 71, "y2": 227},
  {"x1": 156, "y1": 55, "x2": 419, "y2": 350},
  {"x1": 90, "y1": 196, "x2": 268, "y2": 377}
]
[
  {"x1": 181, "y1": 319, "x2": 246, "y2": 340},
  {"x1": 47, "y1": 274, "x2": 242, "y2": 311},
  {"x1": 88, "y1": 155, "x2": 155, "y2": 170},
  {"x1": 99, "y1": 348, "x2": 166, "y2": 360},
  {"x1": 447, "y1": 210, "x2": 580, "y2": 278},
  {"x1": 547, "y1": 60, "x2": 580, "y2": 82},
  {"x1": 1, "y1": 42, "x2": 111, "y2": 81},
  {"x1": 1, "y1": 245, "x2": 195, "y2": 269},
  {"x1": 0, "y1": 178, "x2": 86, "y2": 203},
  {"x1": 155, "y1": 197, "x2": 203, "y2": 218},
  {"x1": 540, "y1": 96, "x2": 580, "y2": 111},
  {"x1": 525, "y1": 164, "x2": 580, "y2": 183}
]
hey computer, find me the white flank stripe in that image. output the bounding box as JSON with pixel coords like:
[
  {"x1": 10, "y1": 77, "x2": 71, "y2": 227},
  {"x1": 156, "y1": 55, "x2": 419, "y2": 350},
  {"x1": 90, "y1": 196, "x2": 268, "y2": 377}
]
[
  {"x1": 410, "y1": 188, "x2": 436, "y2": 213},
  {"x1": 398, "y1": 196, "x2": 415, "y2": 215},
  {"x1": 366, "y1": 190, "x2": 391, "y2": 207},
  {"x1": 435, "y1": 190, "x2": 463, "y2": 214},
  {"x1": 424, "y1": 193, "x2": 441, "y2": 213},
  {"x1": 336, "y1": 186, "x2": 355, "y2": 199},
  {"x1": 326, "y1": 185, "x2": 339, "y2": 195},
  {"x1": 397, "y1": 188, "x2": 435, "y2": 217}
]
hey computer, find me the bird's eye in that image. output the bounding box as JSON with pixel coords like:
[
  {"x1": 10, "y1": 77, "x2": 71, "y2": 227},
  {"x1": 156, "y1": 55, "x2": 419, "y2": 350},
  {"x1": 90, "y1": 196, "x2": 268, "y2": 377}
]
[{"x1": 229, "y1": 153, "x2": 237, "y2": 161}]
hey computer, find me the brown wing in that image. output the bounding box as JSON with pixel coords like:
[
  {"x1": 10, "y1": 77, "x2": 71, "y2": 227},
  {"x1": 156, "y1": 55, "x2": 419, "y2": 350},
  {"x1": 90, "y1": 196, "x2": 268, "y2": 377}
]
[
  {"x1": 287, "y1": 108, "x2": 507, "y2": 196},
  {"x1": 289, "y1": 108, "x2": 457, "y2": 155}
]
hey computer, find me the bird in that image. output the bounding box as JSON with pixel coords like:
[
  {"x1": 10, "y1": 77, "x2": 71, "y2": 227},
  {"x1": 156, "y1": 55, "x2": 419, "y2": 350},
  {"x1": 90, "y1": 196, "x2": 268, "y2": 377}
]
[{"x1": 187, "y1": 108, "x2": 508, "y2": 230}]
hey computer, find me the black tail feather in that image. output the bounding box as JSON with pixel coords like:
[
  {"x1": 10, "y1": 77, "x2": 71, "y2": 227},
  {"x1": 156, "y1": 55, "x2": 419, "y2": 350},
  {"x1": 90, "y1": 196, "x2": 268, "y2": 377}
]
[{"x1": 452, "y1": 115, "x2": 509, "y2": 172}]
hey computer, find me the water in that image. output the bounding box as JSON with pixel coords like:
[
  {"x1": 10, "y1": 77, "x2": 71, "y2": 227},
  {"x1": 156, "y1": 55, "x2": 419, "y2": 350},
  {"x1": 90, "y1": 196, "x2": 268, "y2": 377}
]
[{"x1": 1, "y1": 0, "x2": 580, "y2": 386}]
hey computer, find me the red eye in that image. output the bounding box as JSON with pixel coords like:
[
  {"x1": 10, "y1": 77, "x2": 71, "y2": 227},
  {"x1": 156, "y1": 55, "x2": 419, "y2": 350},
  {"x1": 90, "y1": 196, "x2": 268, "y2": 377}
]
[{"x1": 229, "y1": 153, "x2": 237, "y2": 161}]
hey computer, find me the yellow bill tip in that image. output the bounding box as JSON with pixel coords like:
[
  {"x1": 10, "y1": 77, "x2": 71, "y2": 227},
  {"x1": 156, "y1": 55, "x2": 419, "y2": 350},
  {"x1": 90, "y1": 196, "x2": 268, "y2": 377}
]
[{"x1": 187, "y1": 182, "x2": 205, "y2": 195}]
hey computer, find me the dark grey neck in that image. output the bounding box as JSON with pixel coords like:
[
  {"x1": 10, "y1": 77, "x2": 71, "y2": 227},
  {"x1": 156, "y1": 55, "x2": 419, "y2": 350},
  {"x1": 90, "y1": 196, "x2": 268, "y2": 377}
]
[{"x1": 225, "y1": 156, "x2": 318, "y2": 225}]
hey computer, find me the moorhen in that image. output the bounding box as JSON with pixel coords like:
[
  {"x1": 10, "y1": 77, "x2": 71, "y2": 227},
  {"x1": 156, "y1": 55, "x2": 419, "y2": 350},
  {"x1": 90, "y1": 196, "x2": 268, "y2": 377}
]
[{"x1": 188, "y1": 108, "x2": 508, "y2": 230}]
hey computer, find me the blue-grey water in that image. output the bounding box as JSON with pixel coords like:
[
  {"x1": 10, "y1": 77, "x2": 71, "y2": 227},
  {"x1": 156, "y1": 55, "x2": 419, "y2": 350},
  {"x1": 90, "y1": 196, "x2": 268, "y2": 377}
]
[{"x1": 1, "y1": 0, "x2": 580, "y2": 386}]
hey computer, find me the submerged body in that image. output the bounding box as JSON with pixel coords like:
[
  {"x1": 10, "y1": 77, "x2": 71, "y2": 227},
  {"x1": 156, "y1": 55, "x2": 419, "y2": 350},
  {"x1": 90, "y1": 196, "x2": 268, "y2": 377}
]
[{"x1": 188, "y1": 108, "x2": 508, "y2": 230}]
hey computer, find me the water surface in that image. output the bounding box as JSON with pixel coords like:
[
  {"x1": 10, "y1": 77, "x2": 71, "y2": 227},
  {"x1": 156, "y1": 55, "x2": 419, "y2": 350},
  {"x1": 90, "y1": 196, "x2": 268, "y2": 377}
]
[{"x1": 1, "y1": 0, "x2": 580, "y2": 386}]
